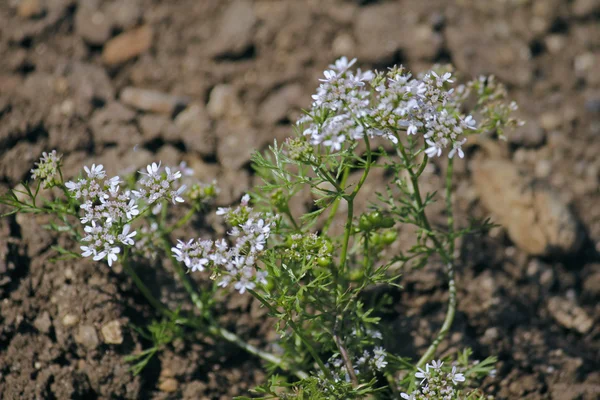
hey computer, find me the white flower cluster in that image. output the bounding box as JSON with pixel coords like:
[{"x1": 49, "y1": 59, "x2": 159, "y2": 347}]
[
  {"x1": 132, "y1": 162, "x2": 186, "y2": 205},
  {"x1": 401, "y1": 360, "x2": 466, "y2": 400},
  {"x1": 321, "y1": 345, "x2": 388, "y2": 385},
  {"x1": 66, "y1": 162, "x2": 185, "y2": 266},
  {"x1": 299, "y1": 57, "x2": 478, "y2": 158},
  {"x1": 31, "y1": 150, "x2": 62, "y2": 188},
  {"x1": 357, "y1": 346, "x2": 388, "y2": 372},
  {"x1": 172, "y1": 194, "x2": 275, "y2": 294}
]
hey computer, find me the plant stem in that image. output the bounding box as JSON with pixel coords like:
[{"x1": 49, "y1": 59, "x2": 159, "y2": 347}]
[
  {"x1": 339, "y1": 134, "x2": 372, "y2": 272},
  {"x1": 445, "y1": 157, "x2": 455, "y2": 256},
  {"x1": 121, "y1": 250, "x2": 173, "y2": 318},
  {"x1": 167, "y1": 206, "x2": 197, "y2": 234},
  {"x1": 339, "y1": 197, "x2": 355, "y2": 273},
  {"x1": 207, "y1": 323, "x2": 308, "y2": 380},
  {"x1": 322, "y1": 166, "x2": 350, "y2": 234},
  {"x1": 161, "y1": 234, "x2": 205, "y2": 314},
  {"x1": 248, "y1": 289, "x2": 332, "y2": 380},
  {"x1": 334, "y1": 319, "x2": 359, "y2": 387},
  {"x1": 415, "y1": 262, "x2": 456, "y2": 368},
  {"x1": 396, "y1": 141, "x2": 458, "y2": 369},
  {"x1": 284, "y1": 209, "x2": 300, "y2": 231}
]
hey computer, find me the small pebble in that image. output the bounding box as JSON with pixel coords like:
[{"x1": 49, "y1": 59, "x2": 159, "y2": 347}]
[
  {"x1": 207, "y1": 84, "x2": 246, "y2": 123},
  {"x1": 102, "y1": 25, "x2": 153, "y2": 65},
  {"x1": 539, "y1": 112, "x2": 562, "y2": 131},
  {"x1": 158, "y1": 377, "x2": 178, "y2": 393},
  {"x1": 547, "y1": 297, "x2": 593, "y2": 334},
  {"x1": 75, "y1": 8, "x2": 112, "y2": 45},
  {"x1": 18, "y1": 0, "x2": 44, "y2": 19},
  {"x1": 74, "y1": 325, "x2": 99, "y2": 349},
  {"x1": 101, "y1": 320, "x2": 123, "y2": 344},
  {"x1": 535, "y1": 159, "x2": 552, "y2": 178},
  {"x1": 33, "y1": 311, "x2": 52, "y2": 334},
  {"x1": 120, "y1": 87, "x2": 189, "y2": 115}
]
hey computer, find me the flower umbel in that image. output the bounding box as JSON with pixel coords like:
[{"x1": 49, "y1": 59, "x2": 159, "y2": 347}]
[
  {"x1": 31, "y1": 150, "x2": 62, "y2": 188},
  {"x1": 173, "y1": 194, "x2": 275, "y2": 294}
]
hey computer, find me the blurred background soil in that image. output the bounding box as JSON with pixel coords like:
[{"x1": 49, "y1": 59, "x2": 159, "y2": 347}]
[{"x1": 0, "y1": 0, "x2": 599, "y2": 399}]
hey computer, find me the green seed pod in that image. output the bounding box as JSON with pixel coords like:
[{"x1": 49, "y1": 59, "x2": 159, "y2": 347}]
[
  {"x1": 359, "y1": 214, "x2": 373, "y2": 231},
  {"x1": 370, "y1": 232, "x2": 381, "y2": 246},
  {"x1": 380, "y1": 216, "x2": 395, "y2": 229},
  {"x1": 381, "y1": 230, "x2": 398, "y2": 245},
  {"x1": 349, "y1": 268, "x2": 364, "y2": 281},
  {"x1": 367, "y1": 211, "x2": 383, "y2": 226},
  {"x1": 317, "y1": 256, "x2": 333, "y2": 267}
]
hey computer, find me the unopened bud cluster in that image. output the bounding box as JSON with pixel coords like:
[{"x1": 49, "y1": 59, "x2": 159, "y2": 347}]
[{"x1": 30, "y1": 150, "x2": 62, "y2": 188}]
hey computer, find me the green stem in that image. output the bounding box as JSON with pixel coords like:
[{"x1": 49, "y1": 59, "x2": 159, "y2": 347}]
[
  {"x1": 396, "y1": 141, "x2": 458, "y2": 369},
  {"x1": 167, "y1": 206, "x2": 197, "y2": 234},
  {"x1": 248, "y1": 289, "x2": 332, "y2": 380},
  {"x1": 206, "y1": 322, "x2": 308, "y2": 380},
  {"x1": 284, "y1": 209, "x2": 300, "y2": 231},
  {"x1": 445, "y1": 157, "x2": 455, "y2": 256},
  {"x1": 415, "y1": 262, "x2": 456, "y2": 368},
  {"x1": 339, "y1": 134, "x2": 372, "y2": 272},
  {"x1": 121, "y1": 250, "x2": 173, "y2": 318},
  {"x1": 161, "y1": 234, "x2": 205, "y2": 315},
  {"x1": 322, "y1": 166, "x2": 350, "y2": 234},
  {"x1": 311, "y1": 161, "x2": 344, "y2": 193},
  {"x1": 333, "y1": 327, "x2": 359, "y2": 386}
]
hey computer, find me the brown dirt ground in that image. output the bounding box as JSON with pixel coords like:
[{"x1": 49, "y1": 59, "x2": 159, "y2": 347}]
[{"x1": 1, "y1": 0, "x2": 599, "y2": 399}]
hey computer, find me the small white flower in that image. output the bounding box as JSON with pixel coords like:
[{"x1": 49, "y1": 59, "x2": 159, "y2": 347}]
[
  {"x1": 430, "y1": 360, "x2": 443, "y2": 370},
  {"x1": 373, "y1": 347, "x2": 388, "y2": 371},
  {"x1": 415, "y1": 366, "x2": 429, "y2": 385},
  {"x1": 171, "y1": 185, "x2": 186, "y2": 204},
  {"x1": 319, "y1": 69, "x2": 337, "y2": 82},
  {"x1": 450, "y1": 366, "x2": 466, "y2": 385},
  {"x1": 234, "y1": 278, "x2": 256, "y2": 294},
  {"x1": 118, "y1": 224, "x2": 137, "y2": 246},
  {"x1": 178, "y1": 161, "x2": 194, "y2": 176},
  {"x1": 152, "y1": 202, "x2": 163, "y2": 215},
  {"x1": 84, "y1": 164, "x2": 105, "y2": 178},
  {"x1": 400, "y1": 393, "x2": 415, "y2": 400},
  {"x1": 125, "y1": 199, "x2": 139, "y2": 219},
  {"x1": 448, "y1": 138, "x2": 467, "y2": 159},
  {"x1": 463, "y1": 115, "x2": 476, "y2": 128},
  {"x1": 106, "y1": 247, "x2": 120, "y2": 266},
  {"x1": 145, "y1": 162, "x2": 161, "y2": 177},
  {"x1": 190, "y1": 257, "x2": 209, "y2": 272},
  {"x1": 323, "y1": 134, "x2": 345, "y2": 151},
  {"x1": 94, "y1": 246, "x2": 120, "y2": 267},
  {"x1": 407, "y1": 124, "x2": 418, "y2": 135},
  {"x1": 216, "y1": 207, "x2": 229, "y2": 216},
  {"x1": 425, "y1": 140, "x2": 443, "y2": 158},
  {"x1": 80, "y1": 245, "x2": 95, "y2": 257},
  {"x1": 329, "y1": 56, "x2": 357, "y2": 73}
]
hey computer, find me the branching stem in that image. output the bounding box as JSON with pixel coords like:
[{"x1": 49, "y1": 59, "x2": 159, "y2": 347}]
[
  {"x1": 322, "y1": 166, "x2": 350, "y2": 234},
  {"x1": 248, "y1": 289, "x2": 331, "y2": 380}
]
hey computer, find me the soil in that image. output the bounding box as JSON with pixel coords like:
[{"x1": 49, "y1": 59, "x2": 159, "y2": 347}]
[{"x1": 1, "y1": 0, "x2": 599, "y2": 399}]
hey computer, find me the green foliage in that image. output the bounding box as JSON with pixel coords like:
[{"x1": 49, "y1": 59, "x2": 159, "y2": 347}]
[{"x1": 124, "y1": 315, "x2": 184, "y2": 376}]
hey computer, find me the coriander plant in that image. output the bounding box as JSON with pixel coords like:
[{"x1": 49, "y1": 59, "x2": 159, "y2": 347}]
[{"x1": 1, "y1": 57, "x2": 519, "y2": 399}]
